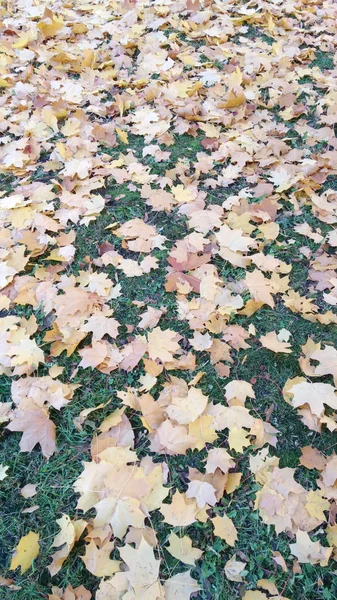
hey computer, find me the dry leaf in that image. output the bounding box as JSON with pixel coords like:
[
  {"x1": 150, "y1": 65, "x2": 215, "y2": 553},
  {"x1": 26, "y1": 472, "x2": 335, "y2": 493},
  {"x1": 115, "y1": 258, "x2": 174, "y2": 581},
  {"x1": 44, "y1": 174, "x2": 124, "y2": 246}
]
[{"x1": 10, "y1": 531, "x2": 39, "y2": 573}]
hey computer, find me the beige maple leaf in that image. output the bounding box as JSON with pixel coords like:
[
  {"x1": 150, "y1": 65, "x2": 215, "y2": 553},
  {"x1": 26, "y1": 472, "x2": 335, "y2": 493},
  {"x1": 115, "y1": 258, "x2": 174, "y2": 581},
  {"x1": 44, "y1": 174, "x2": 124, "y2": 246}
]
[
  {"x1": 81, "y1": 540, "x2": 120, "y2": 577},
  {"x1": 310, "y1": 345, "x2": 337, "y2": 385},
  {"x1": 164, "y1": 570, "x2": 201, "y2": 600},
  {"x1": 289, "y1": 382, "x2": 337, "y2": 417},
  {"x1": 7, "y1": 403, "x2": 56, "y2": 459},
  {"x1": 160, "y1": 491, "x2": 197, "y2": 527},
  {"x1": 225, "y1": 380, "x2": 255, "y2": 405},
  {"x1": 21, "y1": 484, "x2": 37, "y2": 498},
  {"x1": 166, "y1": 387, "x2": 208, "y2": 425},
  {"x1": 186, "y1": 480, "x2": 217, "y2": 509},
  {"x1": 290, "y1": 530, "x2": 332, "y2": 566},
  {"x1": 166, "y1": 533, "x2": 203, "y2": 566},
  {"x1": 94, "y1": 496, "x2": 145, "y2": 540},
  {"x1": 147, "y1": 328, "x2": 181, "y2": 362},
  {"x1": 211, "y1": 514, "x2": 238, "y2": 546},
  {"x1": 245, "y1": 270, "x2": 275, "y2": 308},
  {"x1": 260, "y1": 331, "x2": 292, "y2": 354},
  {"x1": 205, "y1": 448, "x2": 235, "y2": 474},
  {"x1": 119, "y1": 536, "x2": 160, "y2": 589}
]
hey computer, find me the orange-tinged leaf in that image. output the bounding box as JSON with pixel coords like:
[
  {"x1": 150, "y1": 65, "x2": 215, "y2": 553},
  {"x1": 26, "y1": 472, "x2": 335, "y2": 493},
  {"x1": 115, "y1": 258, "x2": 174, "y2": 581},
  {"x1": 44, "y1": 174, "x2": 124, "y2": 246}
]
[
  {"x1": 7, "y1": 405, "x2": 56, "y2": 459},
  {"x1": 300, "y1": 446, "x2": 326, "y2": 470}
]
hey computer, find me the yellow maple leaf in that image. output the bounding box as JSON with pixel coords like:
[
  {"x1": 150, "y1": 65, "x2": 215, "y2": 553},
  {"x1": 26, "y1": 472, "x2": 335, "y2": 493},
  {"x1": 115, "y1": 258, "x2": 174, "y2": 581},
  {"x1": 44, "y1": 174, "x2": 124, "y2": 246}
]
[
  {"x1": 166, "y1": 533, "x2": 203, "y2": 566},
  {"x1": 228, "y1": 427, "x2": 250, "y2": 452},
  {"x1": 116, "y1": 127, "x2": 129, "y2": 144},
  {"x1": 211, "y1": 514, "x2": 238, "y2": 546},
  {"x1": 10, "y1": 531, "x2": 39, "y2": 573}
]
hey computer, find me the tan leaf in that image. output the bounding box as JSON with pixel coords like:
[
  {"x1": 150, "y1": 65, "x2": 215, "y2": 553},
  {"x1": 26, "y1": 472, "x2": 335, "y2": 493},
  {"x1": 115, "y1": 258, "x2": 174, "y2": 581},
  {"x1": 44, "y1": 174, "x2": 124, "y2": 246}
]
[
  {"x1": 211, "y1": 514, "x2": 238, "y2": 546},
  {"x1": 160, "y1": 491, "x2": 197, "y2": 527},
  {"x1": 7, "y1": 405, "x2": 56, "y2": 459},
  {"x1": 260, "y1": 331, "x2": 292, "y2": 354},
  {"x1": 81, "y1": 540, "x2": 120, "y2": 577},
  {"x1": 166, "y1": 533, "x2": 203, "y2": 566},
  {"x1": 290, "y1": 530, "x2": 332, "y2": 566},
  {"x1": 119, "y1": 536, "x2": 160, "y2": 589},
  {"x1": 147, "y1": 328, "x2": 181, "y2": 362},
  {"x1": 164, "y1": 570, "x2": 201, "y2": 600},
  {"x1": 299, "y1": 446, "x2": 326, "y2": 470}
]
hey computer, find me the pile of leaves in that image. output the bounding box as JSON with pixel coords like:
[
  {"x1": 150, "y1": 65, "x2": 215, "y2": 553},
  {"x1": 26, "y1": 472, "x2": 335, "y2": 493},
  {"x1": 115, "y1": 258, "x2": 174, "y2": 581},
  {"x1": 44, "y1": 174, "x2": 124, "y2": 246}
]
[{"x1": 1, "y1": 0, "x2": 337, "y2": 598}]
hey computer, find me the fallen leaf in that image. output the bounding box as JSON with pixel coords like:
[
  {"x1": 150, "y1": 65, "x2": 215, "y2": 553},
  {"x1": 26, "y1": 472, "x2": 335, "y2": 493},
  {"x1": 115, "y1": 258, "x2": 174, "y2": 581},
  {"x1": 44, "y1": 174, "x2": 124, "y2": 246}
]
[
  {"x1": 166, "y1": 533, "x2": 203, "y2": 566},
  {"x1": 10, "y1": 531, "x2": 40, "y2": 573},
  {"x1": 211, "y1": 514, "x2": 238, "y2": 546}
]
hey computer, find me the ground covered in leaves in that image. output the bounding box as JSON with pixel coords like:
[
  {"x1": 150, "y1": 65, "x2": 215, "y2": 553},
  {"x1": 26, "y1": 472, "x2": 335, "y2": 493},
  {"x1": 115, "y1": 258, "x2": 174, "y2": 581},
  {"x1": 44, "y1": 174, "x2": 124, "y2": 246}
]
[{"x1": 1, "y1": 0, "x2": 337, "y2": 598}]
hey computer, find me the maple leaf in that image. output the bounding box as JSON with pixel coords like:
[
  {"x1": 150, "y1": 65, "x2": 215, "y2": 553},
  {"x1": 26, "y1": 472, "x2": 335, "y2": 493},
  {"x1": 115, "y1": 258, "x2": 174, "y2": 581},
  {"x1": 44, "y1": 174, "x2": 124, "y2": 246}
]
[
  {"x1": 94, "y1": 496, "x2": 146, "y2": 540},
  {"x1": 166, "y1": 533, "x2": 203, "y2": 566},
  {"x1": 245, "y1": 270, "x2": 275, "y2": 308},
  {"x1": 305, "y1": 490, "x2": 329, "y2": 521},
  {"x1": 138, "y1": 307, "x2": 165, "y2": 329},
  {"x1": 326, "y1": 524, "x2": 337, "y2": 547},
  {"x1": 166, "y1": 386, "x2": 208, "y2": 425},
  {"x1": 225, "y1": 380, "x2": 255, "y2": 405},
  {"x1": 188, "y1": 414, "x2": 218, "y2": 450},
  {"x1": 289, "y1": 382, "x2": 337, "y2": 417},
  {"x1": 82, "y1": 314, "x2": 120, "y2": 342},
  {"x1": 7, "y1": 403, "x2": 56, "y2": 459},
  {"x1": 0, "y1": 464, "x2": 9, "y2": 481},
  {"x1": 260, "y1": 331, "x2": 292, "y2": 354},
  {"x1": 211, "y1": 514, "x2": 238, "y2": 546},
  {"x1": 228, "y1": 427, "x2": 251, "y2": 452},
  {"x1": 242, "y1": 592, "x2": 268, "y2": 600},
  {"x1": 290, "y1": 530, "x2": 332, "y2": 566},
  {"x1": 21, "y1": 484, "x2": 37, "y2": 498},
  {"x1": 299, "y1": 446, "x2": 326, "y2": 470},
  {"x1": 271, "y1": 551, "x2": 288, "y2": 573},
  {"x1": 310, "y1": 345, "x2": 337, "y2": 385},
  {"x1": 151, "y1": 419, "x2": 197, "y2": 455},
  {"x1": 147, "y1": 328, "x2": 181, "y2": 362},
  {"x1": 48, "y1": 514, "x2": 87, "y2": 576},
  {"x1": 205, "y1": 448, "x2": 235, "y2": 474},
  {"x1": 81, "y1": 540, "x2": 120, "y2": 577},
  {"x1": 160, "y1": 491, "x2": 197, "y2": 527},
  {"x1": 164, "y1": 570, "x2": 201, "y2": 600},
  {"x1": 186, "y1": 480, "x2": 217, "y2": 509},
  {"x1": 10, "y1": 531, "x2": 39, "y2": 574},
  {"x1": 119, "y1": 537, "x2": 160, "y2": 589},
  {"x1": 9, "y1": 338, "x2": 44, "y2": 373},
  {"x1": 216, "y1": 224, "x2": 255, "y2": 253}
]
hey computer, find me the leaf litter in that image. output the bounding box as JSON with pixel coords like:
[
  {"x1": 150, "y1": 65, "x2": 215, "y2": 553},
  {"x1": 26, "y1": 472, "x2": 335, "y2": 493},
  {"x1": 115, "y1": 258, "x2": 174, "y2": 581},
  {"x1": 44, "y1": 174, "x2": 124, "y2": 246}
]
[{"x1": 1, "y1": 0, "x2": 337, "y2": 598}]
